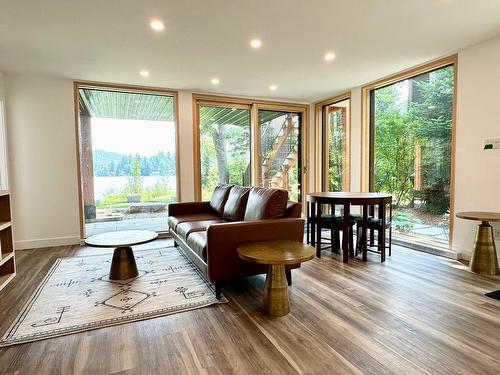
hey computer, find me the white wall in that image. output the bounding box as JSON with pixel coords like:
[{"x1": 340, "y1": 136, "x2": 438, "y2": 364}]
[
  {"x1": 5, "y1": 74, "x2": 80, "y2": 249},
  {"x1": 453, "y1": 36, "x2": 500, "y2": 257},
  {"x1": 177, "y1": 91, "x2": 195, "y2": 202}
]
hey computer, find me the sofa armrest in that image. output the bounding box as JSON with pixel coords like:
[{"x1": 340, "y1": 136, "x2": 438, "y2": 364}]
[
  {"x1": 205, "y1": 218, "x2": 305, "y2": 281},
  {"x1": 168, "y1": 201, "x2": 211, "y2": 216}
]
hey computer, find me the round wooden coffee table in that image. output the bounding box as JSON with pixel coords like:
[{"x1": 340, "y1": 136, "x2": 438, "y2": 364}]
[
  {"x1": 456, "y1": 212, "x2": 500, "y2": 275},
  {"x1": 237, "y1": 240, "x2": 315, "y2": 317},
  {"x1": 85, "y1": 230, "x2": 158, "y2": 280}
]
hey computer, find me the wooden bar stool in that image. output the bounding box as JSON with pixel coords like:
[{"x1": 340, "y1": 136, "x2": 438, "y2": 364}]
[{"x1": 355, "y1": 197, "x2": 393, "y2": 262}]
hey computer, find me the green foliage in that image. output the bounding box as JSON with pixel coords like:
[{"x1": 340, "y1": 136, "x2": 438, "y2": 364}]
[
  {"x1": 374, "y1": 65, "x2": 453, "y2": 215},
  {"x1": 392, "y1": 211, "x2": 417, "y2": 233},
  {"x1": 199, "y1": 107, "x2": 251, "y2": 198},
  {"x1": 126, "y1": 154, "x2": 143, "y2": 194},
  {"x1": 420, "y1": 194, "x2": 450, "y2": 215},
  {"x1": 374, "y1": 86, "x2": 415, "y2": 207},
  {"x1": 99, "y1": 189, "x2": 128, "y2": 208},
  {"x1": 408, "y1": 66, "x2": 453, "y2": 208},
  {"x1": 97, "y1": 179, "x2": 176, "y2": 209},
  {"x1": 328, "y1": 111, "x2": 345, "y2": 191}
]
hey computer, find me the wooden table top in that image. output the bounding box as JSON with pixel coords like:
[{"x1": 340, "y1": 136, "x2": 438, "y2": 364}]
[
  {"x1": 85, "y1": 230, "x2": 158, "y2": 248},
  {"x1": 237, "y1": 240, "x2": 315, "y2": 265},
  {"x1": 456, "y1": 211, "x2": 500, "y2": 222},
  {"x1": 307, "y1": 192, "x2": 392, "y2": 201}
]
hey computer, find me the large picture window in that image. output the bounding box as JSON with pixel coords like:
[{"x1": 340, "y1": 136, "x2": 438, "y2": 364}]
[
  {"x1": 75, "y1": 83, "x2": 178, "y2": 237},
  {"x1": 368, "y1": 64, "x2": 455, "y2": 245},
  {"x1": 194, "y1": 96, "x2": 308, "y2": 205}
]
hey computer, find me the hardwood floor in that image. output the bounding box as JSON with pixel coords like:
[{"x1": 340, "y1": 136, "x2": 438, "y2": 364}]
[{"x1": 0, "y1": 239, "x2": 499, "y2": 374}]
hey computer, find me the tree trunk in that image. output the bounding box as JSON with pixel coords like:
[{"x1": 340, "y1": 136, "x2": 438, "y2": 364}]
[{"x1": 212, "y1": 124, "x2": 229, "y2": 183}]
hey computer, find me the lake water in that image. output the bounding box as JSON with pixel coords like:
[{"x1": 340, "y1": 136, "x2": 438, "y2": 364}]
[{"x1": 93, "y1": 176, "x2": 177, "y2": 200}]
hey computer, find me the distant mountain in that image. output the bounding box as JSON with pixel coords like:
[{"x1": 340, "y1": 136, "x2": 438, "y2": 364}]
[{"x1": 93, "y1": 149, "x2": 176, "y2": 177}]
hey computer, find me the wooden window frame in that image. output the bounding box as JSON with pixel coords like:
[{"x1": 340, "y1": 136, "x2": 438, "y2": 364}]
[
  {"x1": 314, "y1": 93, "x2": 352, "y2": 192},
  {"x1": 360, "y1": 54, "x2": 458, "y2": 248},
  {"x1": 73, "y1": 81, "x2": 180, "y2": 239},
  {"x1": 192, "y1": 93, "x2": 310, "y2": 211}
]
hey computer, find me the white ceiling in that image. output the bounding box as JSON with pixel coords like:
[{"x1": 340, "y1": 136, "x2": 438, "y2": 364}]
[{"x1": 1, "y1": 0, "x2": 500, "y2": 102}]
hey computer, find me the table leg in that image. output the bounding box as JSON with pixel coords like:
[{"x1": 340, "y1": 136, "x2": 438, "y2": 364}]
[
  {"x1": 362, "y1": 205, "x2": 368, "y2": 262},
  {"x1": 306, "y1": 202, "x2": 310, "y2": 244},
  {"x1": 379, "y1": 202, "x2": 386, "y2": 263},
  {"x1": 342, "y1": 203, "x2": 350, "y2": 263},
  {"x1": 110, "y1": 246, "x2": 139, "y2": 280},
  {"x1": 470, "y1": 221, "x2": 499, "y2": 275},
  {"x1": 263, "y1": 264, "x2": 289, "y2": 317},
  {"x1": 316, "y1": 203, "x2": 322, "y2": 258},
  {"x1": 310, "y1": 202, "x2": 316, "y2": 247}
]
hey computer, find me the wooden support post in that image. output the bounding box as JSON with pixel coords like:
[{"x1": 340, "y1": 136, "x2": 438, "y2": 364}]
[{"x1": 80, "y1": 114, "x2": 96, "y2": 221}]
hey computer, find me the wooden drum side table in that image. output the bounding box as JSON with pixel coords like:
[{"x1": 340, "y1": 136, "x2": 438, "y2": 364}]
[
  {"x1": 85, "y1": 230, "x2": 158, "y2": 280},
  {"x1": 456, "y1": 212, "x2": 500, "y2": 275},
  {"x1": 237, "y1": 240, "x2": 314, "y2": 317}
]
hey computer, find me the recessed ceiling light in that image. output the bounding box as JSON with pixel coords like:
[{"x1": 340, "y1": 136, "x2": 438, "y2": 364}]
[
  {"x1": 211, "y1": 78, "x2": 220, "y2": 85},
  {"x1": 139, "y1": 70, "x2": 150, "y2": 77},
  {"x1": 324, "y1": 52, "x2": 336, "y2": 62},
  {"x1": 250, "y1": 39, "x2": 262, "y2": 49},
  {"x1": 269, "y1": 84, "x2": 277, "y2": 91},
  {"x1": 150, "y1": 19, "x2": 164, "y2": 31}
]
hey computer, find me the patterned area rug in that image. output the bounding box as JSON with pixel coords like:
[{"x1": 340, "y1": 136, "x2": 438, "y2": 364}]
[{"x1": 0, "y1": 246, "x2": 223, "y2": 347}]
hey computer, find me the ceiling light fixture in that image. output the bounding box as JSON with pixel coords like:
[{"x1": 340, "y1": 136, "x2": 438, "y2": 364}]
[
  {"x1": 269, "y1": 84, "x2": 277, "y2": 91},
  {"x1": 211, "y1": 78, "x2": 220, "y2": 85},
  {"x1": 250, "y1": 39, "x2": 262, "y2": 49},
  {"x1": 150, "y1": 19, "x2": 165, "y2": 31},
  {"x1": 324, "y1": 52, "x2": 336, "y2": 62},
  {"x1": 139, "y1": 70, "x2": 150, "y2": 77}
]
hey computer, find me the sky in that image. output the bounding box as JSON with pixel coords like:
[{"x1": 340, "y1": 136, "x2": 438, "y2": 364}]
[{"x1": 91, "y1": 118, "x2": 176, "y2": 156}]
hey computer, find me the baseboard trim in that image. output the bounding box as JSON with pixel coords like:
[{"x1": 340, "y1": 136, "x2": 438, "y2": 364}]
[
  {"x1": 458, "y1": 252, "x2": 500, "y2": 263},
  {"x1": 15, "y1": 236, "x2": 81, "y2": 250}
]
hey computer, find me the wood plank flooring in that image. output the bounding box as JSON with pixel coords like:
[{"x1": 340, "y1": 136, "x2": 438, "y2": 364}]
[{"x1": 0, "y1": 239, "x2": 499, "y2": 375}]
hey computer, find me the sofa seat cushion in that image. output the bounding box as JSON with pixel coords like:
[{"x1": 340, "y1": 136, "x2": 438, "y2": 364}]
[
  {"x1": 186, "y1": 231, "x2": 208, "y2": 261},
  {"x1": 244, "y1": 187, "x2": 289, "y2": 221},
  {"x1": 168, "y1": 213, "x2": 221, "y2": 231},
  {"x1": 223, "y1": 186, "x2": 251, "y2": 221},
  {"x1": 210, "y1": 184, "x2": 234, "y2": 216},
  {"x1": 176, "y1": 220, "x2": 224, "y2": 240}
]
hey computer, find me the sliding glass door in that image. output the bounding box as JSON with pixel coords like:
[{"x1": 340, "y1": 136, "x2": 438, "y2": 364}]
[
  {"x1": 194, "y1": 96, "x2": 308, "y2": 204},
  {"x1": 198, "y1": 104, "x2": 251, "y2": 200},
  {"x1": 76, "y1": 85, "x2": 178, "y2": 237},
  {"x1": 369, "y1": 64, "x2": 454, "y2": 244},
  {"x1": 258, "y1": 110, "x2": 302, "y2": 201}
]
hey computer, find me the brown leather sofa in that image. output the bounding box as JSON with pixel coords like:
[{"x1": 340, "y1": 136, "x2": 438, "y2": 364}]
[{"x1": 168, "y1": 184, "x2": 304, "y2": 299}]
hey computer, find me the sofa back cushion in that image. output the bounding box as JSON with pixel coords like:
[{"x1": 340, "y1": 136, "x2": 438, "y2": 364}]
[
  {"x1": 223, "y1": 186, "x2": 251, "y2": 221},
  {"x1": 244, "y1": 187, "x2": 288, "y2": 221},
  {"x1": 210, "y1": 184, "x2": 233, "y2": 216}
]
